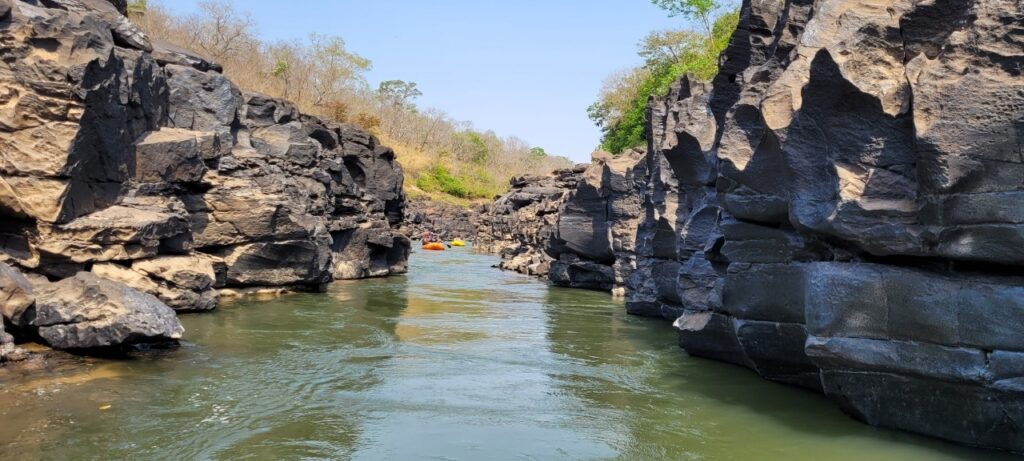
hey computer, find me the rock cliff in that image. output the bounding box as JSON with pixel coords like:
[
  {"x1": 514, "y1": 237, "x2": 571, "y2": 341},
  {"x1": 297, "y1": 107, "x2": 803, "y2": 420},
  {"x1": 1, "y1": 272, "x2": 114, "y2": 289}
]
[
  {"x1": 630, "y1": 0, "x2": 1024, "y2": 452},
  {"x1": 0, "y1": 1, "x2": 409, "y2": 350},
  {"x1": 480, "y1": 0, "x2": 1023, "y2": 451},
  {"x1": 475, "y1": 166, "x2": 585, "y2": 276},
  {"x1": 400, "y1": 196, "x2": 480, "y2": 243},
  {"x1": 546, "y1": 150, "x2": 647, "y2": 293},
  {"x1": 476, "y1": 151, "x2": 647, "y2": 293}
]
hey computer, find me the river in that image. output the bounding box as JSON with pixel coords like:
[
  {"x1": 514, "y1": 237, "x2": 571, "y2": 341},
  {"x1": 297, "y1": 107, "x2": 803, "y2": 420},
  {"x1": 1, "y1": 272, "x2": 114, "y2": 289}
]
[{"x1": 0, "y1": 248, "x2": 1014, "y2": 460}]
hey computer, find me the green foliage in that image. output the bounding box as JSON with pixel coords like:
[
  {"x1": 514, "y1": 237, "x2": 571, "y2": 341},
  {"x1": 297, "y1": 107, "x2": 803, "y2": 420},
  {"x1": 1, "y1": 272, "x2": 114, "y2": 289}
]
[
  {"x1": 416, "y1": 165, "x2": 469, "y2": 198},
  {"x1": 594, "y1": 9, "x2": 739, "y2": 154},
  {"x1": 638, "y1": 29, "x2": 705, "y2": 67},
  {"x1": 415, "y1": 164, "x2": 504, "y2": 199},
  {"x1": 457, "y1": 131, "x2": 493, "y2": 165},
  {"x1": 127, "y1": 0, "x2": 147, "y2": 16},
  {"x1": 529, "y1": 147, "x2": 548, "y2": 158},
  {"x1": 377, "y1": 80, "x2": 422, "y2": 109},
  {"x1": 652, "y1": 0, "x2": 721, "y2": 34},
  {"x1": 308, "y1": 33, "x2": 371, "y2": 105},
  {"x1": 271, "y1": 60, "x2": 289, "y2": 78}
]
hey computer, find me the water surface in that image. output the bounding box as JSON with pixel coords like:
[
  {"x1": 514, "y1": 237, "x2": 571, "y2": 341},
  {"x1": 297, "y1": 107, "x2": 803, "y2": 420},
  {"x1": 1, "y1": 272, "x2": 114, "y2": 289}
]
[{"x1": 0, "y1": 249, "x2": 1014, "y2": 460}]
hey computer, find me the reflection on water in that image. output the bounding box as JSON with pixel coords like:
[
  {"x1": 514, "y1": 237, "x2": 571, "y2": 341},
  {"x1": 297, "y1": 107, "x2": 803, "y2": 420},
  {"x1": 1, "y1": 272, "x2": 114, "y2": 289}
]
[{"x1": 0, "y1": 248, "x2": 1015, "y2": 460}]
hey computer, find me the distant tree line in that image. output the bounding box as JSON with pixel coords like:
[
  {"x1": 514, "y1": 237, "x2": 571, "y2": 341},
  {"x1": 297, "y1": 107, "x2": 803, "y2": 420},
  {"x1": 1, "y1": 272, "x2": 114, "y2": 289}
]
[
  {"x1": 588, "y1": 0, "x2": 739, "y2": 154},
  {"x1": 129, "y1": 0, "x2": 572, "y2": 202}
]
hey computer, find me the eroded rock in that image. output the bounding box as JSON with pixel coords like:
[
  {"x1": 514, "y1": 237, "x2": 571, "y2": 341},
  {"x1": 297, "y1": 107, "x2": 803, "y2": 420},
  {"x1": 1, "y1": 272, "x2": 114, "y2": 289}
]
[
  {"x1": 0, "y1": 0, "x2": 410, "y2": 320},
  {"x1": 0, "y1": 262, "x2": 34, "y2": 325},
  {"x1": 622, "y1": 0, "x2": 1024, "y2": 451},
  {"x1": 28, "y1": 272, "x2": 184, "y2": 350}
]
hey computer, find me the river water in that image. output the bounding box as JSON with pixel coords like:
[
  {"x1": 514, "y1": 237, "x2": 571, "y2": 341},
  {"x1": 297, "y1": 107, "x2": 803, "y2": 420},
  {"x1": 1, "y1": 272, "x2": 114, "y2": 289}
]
[{"x1": 0, "y1": 249, "x2": 1015, "y2": 460}]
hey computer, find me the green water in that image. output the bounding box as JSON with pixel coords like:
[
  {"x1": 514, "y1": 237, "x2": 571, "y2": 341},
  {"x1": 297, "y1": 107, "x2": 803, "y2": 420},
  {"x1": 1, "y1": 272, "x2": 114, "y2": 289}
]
[{"x1": 0, "y1": 249, "x2": 1014, "y2": 460}]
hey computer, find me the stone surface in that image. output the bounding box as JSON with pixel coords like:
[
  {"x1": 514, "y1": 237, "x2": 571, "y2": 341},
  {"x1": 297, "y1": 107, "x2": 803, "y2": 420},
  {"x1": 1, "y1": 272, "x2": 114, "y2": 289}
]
[
  {"x1": 92, "y1": 254, "x2": 220, "y2": 312},
  {"x1": 476, "y1": 151, "x2": 647, "y2": 293},
  {"x1": 0, "y1": 0, "x2": 410, "y2": 321},
  {"x1": 28, "y1": 272, "x2": 184, "y2": 350},
  {"x1": 0, "y1": 262, "x2": 34, "y2": 325},
  {"x1": 613, "y1": 0, "x2": 1024, "y2": 452},
  {"x1": 0, "y1": 320, "x2": 28, "y2": 363},
  {"x1": 400, "y1": 196, "x2": 479, "y2": 243},
  {"x1": 475, "y1": 166, "x2": 585, "y2": 277}
]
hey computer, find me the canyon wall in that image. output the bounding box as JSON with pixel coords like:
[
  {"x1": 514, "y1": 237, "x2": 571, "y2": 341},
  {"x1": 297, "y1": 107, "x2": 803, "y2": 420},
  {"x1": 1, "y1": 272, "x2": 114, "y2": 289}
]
[
  {"x1": 480, "y1": 0, "x2": 1023, "y2": 452},
  {"x1": 400, "y1": 196, "x2": 480, "y2": 243},
  {"x1": 0, "y1": 0, "x2": 408, "y2": 351},
  {"x1": 475, "y1": 166, "x2": 586, "y2": 276},
  {"x1": 631, "y1": 0, "x2": 1024, "y2": 452},
  {"x1": 476, "y1": 152, "x2": 647, "y2": 292}
]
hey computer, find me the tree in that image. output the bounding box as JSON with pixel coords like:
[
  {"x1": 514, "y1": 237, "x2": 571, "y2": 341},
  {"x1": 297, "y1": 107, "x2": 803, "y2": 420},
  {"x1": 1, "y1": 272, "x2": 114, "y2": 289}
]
[
  {"x1": 590, "y1": 9, "x2": 739, "y2": 154},
  {"x1": 188, "y1": 1, "x2": 256, "y2": 63},
  {"x1": 638, "y1": 29, "x2": 705, "y2": 67},
  {"x1": 587, "y1": 67, "x2": 651, "y2": 130},
  {"x1": 377, "y1": 80, "x2": 423, "y2": 109},
  {"x1": 308, "y1": 33, "x2": 371, "y2": 107},
  {"x1": 127, "y1": 0, "x2": 575, "y2": 202},
  {"x1": 651, "y1": 0, "x2": 720, "y2": 35}
]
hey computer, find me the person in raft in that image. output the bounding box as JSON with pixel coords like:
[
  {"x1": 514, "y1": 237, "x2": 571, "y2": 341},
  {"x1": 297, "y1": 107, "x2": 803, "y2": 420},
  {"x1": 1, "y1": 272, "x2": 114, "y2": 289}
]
[{"x1": 421, "y1": 231, "x2": 440, "y2": 243}]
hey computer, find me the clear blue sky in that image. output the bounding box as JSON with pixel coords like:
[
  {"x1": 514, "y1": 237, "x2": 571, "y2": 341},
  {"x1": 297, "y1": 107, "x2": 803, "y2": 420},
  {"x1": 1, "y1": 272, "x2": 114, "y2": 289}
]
[{"x1": 163, "y1": 1, "x2": 689, "y2": 162}]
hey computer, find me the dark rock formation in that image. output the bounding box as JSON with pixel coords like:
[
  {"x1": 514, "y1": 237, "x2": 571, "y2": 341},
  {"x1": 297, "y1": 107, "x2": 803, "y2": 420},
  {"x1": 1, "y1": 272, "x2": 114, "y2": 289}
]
[
  {"x1": 1, "y1": 262, "x2": 183, "y2": 352},
  {"x1": 0, "y1": 0, "x2": 409, "y2": 327},
  {"x1": 475, "y1": 165, "x2": 585, "y2": 277},
  {"x1": 627, "y1": 0, "x2": 1024, "y2": 452},
  {"x1": 546, "y1": 150, "x2": 647, "y2": 293},
  {"x1": 28, "y1": 272, "x2": 185, "y2": 350},
  {"x1": 400, "y1": 196, "x2": 480, "y2": 243},
  {"x1": 476, "y1": 151, "x2": 647, "y2": 293}
]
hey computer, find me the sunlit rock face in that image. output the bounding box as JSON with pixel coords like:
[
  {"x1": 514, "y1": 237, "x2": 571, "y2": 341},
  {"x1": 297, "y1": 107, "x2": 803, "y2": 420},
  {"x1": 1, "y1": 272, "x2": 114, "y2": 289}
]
[
  {"x1": 476, "y1": 153, "x2": 647, "y2": 294},
  {"x1": 476, "y1": 166, "x2": 587, "y2": 277},
  {"x1": 632, "y1": 0, "x2": 1024, "y2": 452},
  {"x1": 546, "y1": 150, "x2": 647, "y2": 293},
  {"x1": 0, "y1": 0, "x2": 409, "y2": 319}
]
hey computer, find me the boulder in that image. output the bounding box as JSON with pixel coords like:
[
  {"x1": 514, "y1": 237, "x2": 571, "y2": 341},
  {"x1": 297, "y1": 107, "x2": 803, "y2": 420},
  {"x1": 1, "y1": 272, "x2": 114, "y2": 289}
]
[
  {"x1": 217, "y1": 239, "x2": 332, "y2": 288},
  {"x1": 475, "y1": 166, "x2": 584, "y2": 275},
  {"x1": 35, "y1": 198, "x2": 191, "y2": 263},
  {"x1": 92, "y1": 254, "x2": 219, "y2": 311},
  {"x1": 400, "y1": 196, "x2": 479, "y2": 242},
  {"x1": 332, "y1": 227, "x2": 410, "y2": 280},
  {"x1": 0, "y1": 262, "x2": 34, "y2": 325},
  {"x1": 150, "y1": 38, "x2": 222, "y2": 73},
  {"x1": 0, "y1": 320, "x2": 28, "y2": 363},
  {"x1": 28, "y1": 272, "x2": 184, "y2": 350}
]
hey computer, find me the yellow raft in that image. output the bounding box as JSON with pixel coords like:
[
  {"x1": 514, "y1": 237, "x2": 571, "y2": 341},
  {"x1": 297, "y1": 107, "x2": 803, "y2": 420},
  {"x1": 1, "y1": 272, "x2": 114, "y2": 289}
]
[
  {"x1": 450, "y1": 239, "x2": 466, "y2": 247},
  {"x1": 422, "y1": 242, "x2": 446, "y2": 251}
]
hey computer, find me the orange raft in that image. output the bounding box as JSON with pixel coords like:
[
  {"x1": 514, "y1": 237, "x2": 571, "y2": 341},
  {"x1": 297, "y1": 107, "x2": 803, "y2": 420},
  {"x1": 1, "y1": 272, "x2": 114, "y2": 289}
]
[{"x1": 422, "y1": 242, "x2": 446, "y2": 251}]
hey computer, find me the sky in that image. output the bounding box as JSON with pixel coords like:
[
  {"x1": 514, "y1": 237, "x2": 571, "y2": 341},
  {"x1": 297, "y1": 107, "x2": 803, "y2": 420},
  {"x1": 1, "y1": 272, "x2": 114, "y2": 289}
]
[{"x1": 163, "y1": 1, "x2": 689, "y2": 162}]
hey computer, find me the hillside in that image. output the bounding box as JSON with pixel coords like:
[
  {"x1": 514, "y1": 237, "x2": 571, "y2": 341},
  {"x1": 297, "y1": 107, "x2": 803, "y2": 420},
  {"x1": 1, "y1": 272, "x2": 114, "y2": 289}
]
[{"x1": 128, "y1": 0, "x2": 572, "y2": 205}]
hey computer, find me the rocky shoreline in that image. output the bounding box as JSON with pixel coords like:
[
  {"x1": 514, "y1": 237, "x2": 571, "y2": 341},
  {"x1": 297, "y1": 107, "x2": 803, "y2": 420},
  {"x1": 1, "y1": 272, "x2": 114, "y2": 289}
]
[
  {"x1": 2, "y1": 0, "x2": 1023, "y2": 455},
  {"x1": 477, "y1": 0, "x2": 1024, "y2": 452},
  {"x1": 400, "y1": 196, "x2": 481, "y2": 243},
  {"x1": 0, "y1": 0, "x2": 409, "y2": 358}
]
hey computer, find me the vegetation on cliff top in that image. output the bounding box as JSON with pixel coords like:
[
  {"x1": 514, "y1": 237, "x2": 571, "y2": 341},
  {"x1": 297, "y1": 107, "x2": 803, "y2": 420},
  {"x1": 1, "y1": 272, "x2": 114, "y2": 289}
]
[
  {"x1": 588, "y1": 0, "x2": 739, "y2": 154},
  {"x1": 129, "y1": 0, "x2": 571, "y2": 205}
]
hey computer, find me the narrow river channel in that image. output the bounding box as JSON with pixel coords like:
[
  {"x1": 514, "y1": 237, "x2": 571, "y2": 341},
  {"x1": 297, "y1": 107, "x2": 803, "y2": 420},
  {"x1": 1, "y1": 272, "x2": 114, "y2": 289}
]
[{"x1": 0, "y1": 248, "x2": 1014, "y2": 460}]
